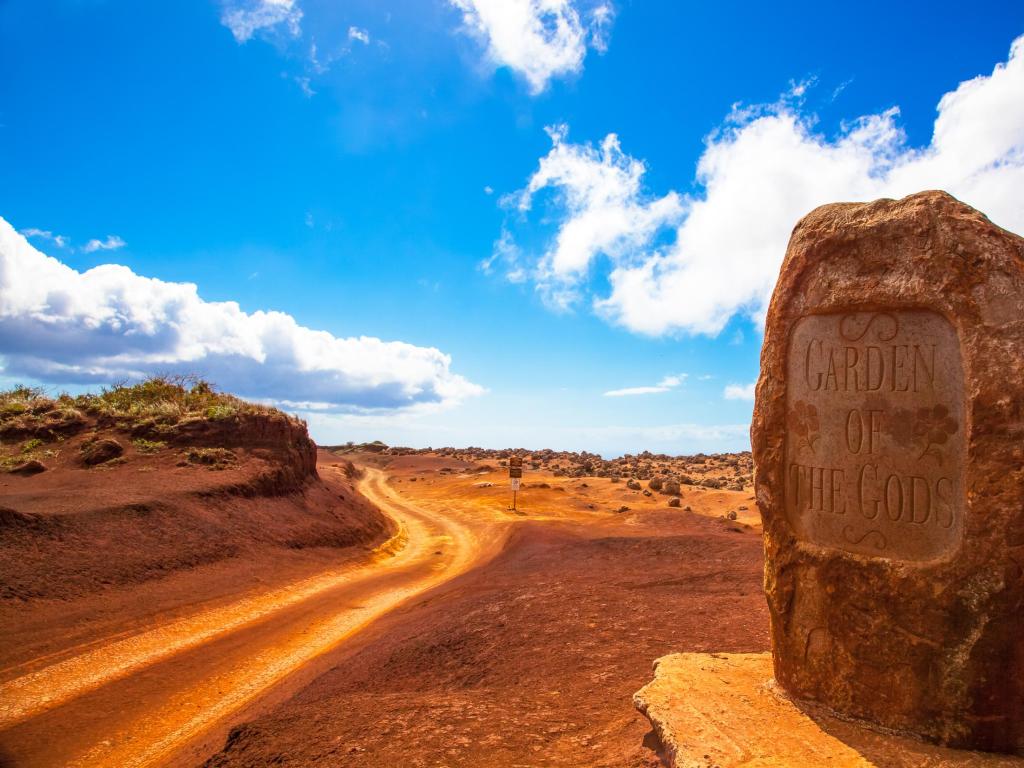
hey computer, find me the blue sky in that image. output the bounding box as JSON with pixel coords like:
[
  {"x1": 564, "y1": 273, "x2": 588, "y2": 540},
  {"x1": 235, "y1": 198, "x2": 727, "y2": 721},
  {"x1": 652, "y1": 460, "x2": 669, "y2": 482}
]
[{"x1": 1, "y1": 0, "x2": 1022, "y2": 456}]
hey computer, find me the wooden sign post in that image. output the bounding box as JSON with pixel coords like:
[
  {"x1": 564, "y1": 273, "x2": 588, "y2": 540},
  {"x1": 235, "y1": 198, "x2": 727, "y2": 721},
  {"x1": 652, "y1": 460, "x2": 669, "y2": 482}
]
[{"x1": 508, "y1": 456, "x2": 523, "y2": 511}]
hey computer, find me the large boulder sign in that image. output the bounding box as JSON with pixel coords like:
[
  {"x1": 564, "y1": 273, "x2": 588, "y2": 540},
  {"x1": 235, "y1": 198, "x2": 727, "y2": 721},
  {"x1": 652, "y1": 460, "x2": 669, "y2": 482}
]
[{"x1": 752, "y1": 191, "x2": 1024, "y2": 752}]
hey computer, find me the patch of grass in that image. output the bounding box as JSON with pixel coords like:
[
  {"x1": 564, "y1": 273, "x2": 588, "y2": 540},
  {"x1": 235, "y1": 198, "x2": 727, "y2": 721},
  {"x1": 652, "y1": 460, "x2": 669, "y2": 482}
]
[
  {"x1": 0, "y1": 385, "x2": 46, "y2": 421},
  {"x1": 81, "y1": 375, "x2": 249, "y2": 423},
  {"x1": 132, "y1": 438, "x2": 167, "y2": 454},
  {"x1": 0, "y1": 455, "x2": 24, "y2": 471},
  {"x1": 0, "y1": 376, "x2": 289, "y2": 436},
  {"x1": 0, "y1": 378, "x2": 304, "y2": 467},
  {"x1": 0, "y1": 446, "x2": 56, "y2": 472},
  {"x1": 79, "y1": 376, "x2": 280, "y2": 427},
  {"x1": 184, "y1": 444, "x2": 237, "y2": 468},
  {"x1": 92, "y1": 456, "x2": 127, "y2": 471},
  {"x1": 204, "y1": 404, "x2": 237, "y2": 421},
  {"x1": 184, "y1": 447, "x2": 237, "y2": 469}
]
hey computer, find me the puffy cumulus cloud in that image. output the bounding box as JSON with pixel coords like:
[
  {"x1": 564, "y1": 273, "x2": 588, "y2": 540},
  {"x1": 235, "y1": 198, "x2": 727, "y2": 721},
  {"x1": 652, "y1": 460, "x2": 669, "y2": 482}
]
[
  {"x1": 449, "y1": 0, "x2": 614, "y2": 94},
  {"x1": 221, "y1": 0, "x2": 302, "y2": 43},
  {"x1": 0, "y1": 220, "x2": 482, "y2": 412},
  {"x1": 496, "y1": 33, "x2": 1024, "y2": 336},
  {"x1": 603, "y1": 373, "x2": 686, "y2": 397},
  {"x1": 496, "y1": 124, "x2": 684, "y2": 308},
  {"x1": 723, "y1": 382, "x2": 755, "y2": 401}
]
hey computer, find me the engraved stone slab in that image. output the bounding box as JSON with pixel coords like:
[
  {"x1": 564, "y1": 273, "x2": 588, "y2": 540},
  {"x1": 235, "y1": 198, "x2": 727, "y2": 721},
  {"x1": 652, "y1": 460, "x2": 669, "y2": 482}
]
[
  {"x1": 751, "y1": 192, "x2": 1024, "y2": 753},
  {"x1": 785, "y1": 310, "x2": 964, "y2": 561}
]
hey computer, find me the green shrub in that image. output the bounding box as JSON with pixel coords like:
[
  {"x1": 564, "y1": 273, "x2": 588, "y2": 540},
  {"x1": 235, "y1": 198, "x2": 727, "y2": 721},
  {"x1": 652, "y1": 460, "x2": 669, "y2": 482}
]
[
  {"x1": 204, "y1": 404, "x2": 237, "y2": 421},
  {"x1": 132, "y1": 438, "x2": 167, "y2": 454},
  {"x1": 21, "y1": 438, "x2": 43, "y2": 453}
]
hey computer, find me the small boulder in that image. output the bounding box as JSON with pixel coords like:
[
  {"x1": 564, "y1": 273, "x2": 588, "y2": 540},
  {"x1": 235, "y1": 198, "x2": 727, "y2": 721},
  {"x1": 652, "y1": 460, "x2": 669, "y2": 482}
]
[
  {"x1": 11, "y1": 459, "x2": 46, "y2": 476},
  {"x1": 626, "y1": 479, "x2": 642, "y2": 491},
  {"x1": 81, "y1": 438, "x2": 124, "y2": 466},
  {"x1": 727, "y1": 510, "x2": 738, "y2": 520},
  {"x1": 616, "y1": 505, "x2": 630, "y2": 513},
  {"x1": 667, "y1": 497, "x2": 681, "y2": 508},
  {"x1": 662, "y1": 480, "x2": 681, "y2": 496},
  {"x1": 648, "y1": 476, "x2": 664, "y2": 492}
]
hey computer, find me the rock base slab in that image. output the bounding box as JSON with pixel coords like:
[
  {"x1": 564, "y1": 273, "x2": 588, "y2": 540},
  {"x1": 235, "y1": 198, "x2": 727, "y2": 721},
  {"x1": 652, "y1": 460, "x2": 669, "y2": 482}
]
[{"x1": 633, "y1": 653, "x2": 1024, "y2": 768}]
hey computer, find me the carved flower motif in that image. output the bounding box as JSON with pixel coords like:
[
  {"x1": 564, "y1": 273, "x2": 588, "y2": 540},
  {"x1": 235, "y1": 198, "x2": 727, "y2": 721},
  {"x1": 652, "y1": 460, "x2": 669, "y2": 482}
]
[
  {"x1": 913, "y1": 404, "x2": 958, "y2": 461},
  {"x1": 791, "y1": 400, "x2": 820, "y2": 453}
]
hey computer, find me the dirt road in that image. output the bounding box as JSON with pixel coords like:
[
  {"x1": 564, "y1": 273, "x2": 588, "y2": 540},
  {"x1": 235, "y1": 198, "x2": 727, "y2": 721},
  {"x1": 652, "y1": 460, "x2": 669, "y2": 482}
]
[{"x1": 0, "y1": 467, "x2": 504, "y2": 768}]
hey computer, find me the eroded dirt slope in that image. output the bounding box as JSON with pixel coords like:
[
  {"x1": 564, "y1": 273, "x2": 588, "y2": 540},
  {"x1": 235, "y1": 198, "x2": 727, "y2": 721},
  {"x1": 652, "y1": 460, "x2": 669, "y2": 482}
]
[{"x1": 0, "y1": 404, "x2": 391, "y2": 679}]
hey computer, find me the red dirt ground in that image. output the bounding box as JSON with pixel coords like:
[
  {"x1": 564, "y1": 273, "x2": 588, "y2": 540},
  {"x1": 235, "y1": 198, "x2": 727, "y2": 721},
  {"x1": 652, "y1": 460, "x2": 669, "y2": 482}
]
[
  {"x1": 203, "y1": 472, "x2": 768, "y2": 767},
  {"x1": 0, "y1": 432, "x2": 390, "y2": 677}
]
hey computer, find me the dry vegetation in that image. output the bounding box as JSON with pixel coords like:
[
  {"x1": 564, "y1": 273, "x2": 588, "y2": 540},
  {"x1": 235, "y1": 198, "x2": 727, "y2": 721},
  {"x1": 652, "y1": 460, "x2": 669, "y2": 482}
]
[
  {"x1": 0, "y1": 376, "x2": 302, "y2": 474},
  {"x1": 0, "y1": 376, "x2": 279, "y2": 435}
]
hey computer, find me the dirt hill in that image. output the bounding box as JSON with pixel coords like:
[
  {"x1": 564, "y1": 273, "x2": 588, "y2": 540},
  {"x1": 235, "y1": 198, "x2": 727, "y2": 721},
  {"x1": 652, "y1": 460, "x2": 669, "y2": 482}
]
[{"x1": 0, "y1": 379, "x2": 391, "y2": 670}]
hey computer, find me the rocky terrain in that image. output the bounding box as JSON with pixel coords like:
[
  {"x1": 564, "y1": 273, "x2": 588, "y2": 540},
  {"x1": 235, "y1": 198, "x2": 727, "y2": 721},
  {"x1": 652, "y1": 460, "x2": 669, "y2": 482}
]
[{"x1": 327, "y1": 442, "x2": 753, "y2": 490}]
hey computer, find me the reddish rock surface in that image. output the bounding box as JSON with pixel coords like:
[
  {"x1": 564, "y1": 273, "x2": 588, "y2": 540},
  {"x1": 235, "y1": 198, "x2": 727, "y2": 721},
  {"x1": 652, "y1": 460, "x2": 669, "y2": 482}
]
[
  {"x1": 635, "y1": 653, "x2": 1024, "y2": 767},
  {"x1": 752, "y1": 191, "x2": 1024, "y2": 751}
]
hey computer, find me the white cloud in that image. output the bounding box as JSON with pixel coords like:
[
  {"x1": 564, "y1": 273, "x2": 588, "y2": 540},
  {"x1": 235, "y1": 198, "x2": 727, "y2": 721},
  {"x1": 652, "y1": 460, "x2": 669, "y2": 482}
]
[
  {"x1": 723, "y1": 382, "x2": 756, "y2": 401},
  {"x1": 604, "y1": 373, "x2": 686, "y2": 397},
  {"x1": 495, "y1": 33, "x2": 1024, "y2": 336},
  {"x1": 0, "y1": 219, "x2": 482, "y2": 412},
  {"x1": 294, "y1": 75, "x2": 315, "y2": 97},
  {"x1": 20, "y1": 228, "x2": 68, "y2": 249},
  {"x1": 588, "y1": 3, "x2": 614, "y2": 53},
  {"x1": 82, "y1": 235, "x2": 126, "y2": 253},
  {"x1": 348, "y1": 26, "x2": 370, "y2": 44},
  {"x1": 221, "y1": 0, "x2": 302, "y2": 43},
  {"x1": 449, "y1": 0, "x2": 614, "y2": 94},
  {"x1": 496, "y1": 124, "x2": 684, "y2": 308}
]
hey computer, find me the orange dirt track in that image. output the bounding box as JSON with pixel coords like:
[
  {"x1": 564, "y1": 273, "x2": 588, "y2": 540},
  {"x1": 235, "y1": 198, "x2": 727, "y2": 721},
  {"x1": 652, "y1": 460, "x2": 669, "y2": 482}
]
[{"x1": 0, "y1": 464, "x2": 508, "y2": 768}]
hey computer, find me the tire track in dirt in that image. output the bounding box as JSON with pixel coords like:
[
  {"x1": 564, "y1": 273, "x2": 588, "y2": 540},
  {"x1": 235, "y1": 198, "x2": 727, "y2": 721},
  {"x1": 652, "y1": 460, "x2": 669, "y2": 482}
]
[{"x1": 0, "y1": 467, "x2": 501, "y2": 768}]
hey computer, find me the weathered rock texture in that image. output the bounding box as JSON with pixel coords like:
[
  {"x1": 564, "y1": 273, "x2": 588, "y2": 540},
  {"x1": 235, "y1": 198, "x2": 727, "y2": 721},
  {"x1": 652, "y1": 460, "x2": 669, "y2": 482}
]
[
  {"x1": 634, "y1": 653, "x2": 1023, "y2": 767},
  {"x1": 752, "y1": 191, "x2": 1024, "y2": 751}
]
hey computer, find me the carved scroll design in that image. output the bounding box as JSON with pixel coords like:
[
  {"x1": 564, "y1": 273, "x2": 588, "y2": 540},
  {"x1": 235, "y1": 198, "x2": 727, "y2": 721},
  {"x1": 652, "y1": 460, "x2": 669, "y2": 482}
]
[
  {"x1": 842, "y1": 525, "x2": 887, "y2": 550},
  {"x1": 839, "y1": 312, "x2": 899, "y2": 342}
]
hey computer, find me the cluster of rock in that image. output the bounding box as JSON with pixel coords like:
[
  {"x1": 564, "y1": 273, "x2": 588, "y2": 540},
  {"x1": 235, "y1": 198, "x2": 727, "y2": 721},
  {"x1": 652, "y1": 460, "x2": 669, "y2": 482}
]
[{"x1": 327, "y1": 442, "x2": 753, "y2": 491}]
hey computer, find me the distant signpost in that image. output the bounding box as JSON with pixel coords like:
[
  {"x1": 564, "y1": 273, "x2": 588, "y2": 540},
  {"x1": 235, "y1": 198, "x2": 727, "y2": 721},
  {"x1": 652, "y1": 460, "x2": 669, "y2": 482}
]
[{"x1": 508, "y1": 457, "x2": 523, "y2": 510}]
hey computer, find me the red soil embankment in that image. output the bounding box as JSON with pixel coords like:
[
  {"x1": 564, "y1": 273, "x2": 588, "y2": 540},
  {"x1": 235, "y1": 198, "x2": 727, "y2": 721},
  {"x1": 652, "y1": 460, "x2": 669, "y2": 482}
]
[{"x1": 0, "y1": 413, "x2": 391, "y2": 674}]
